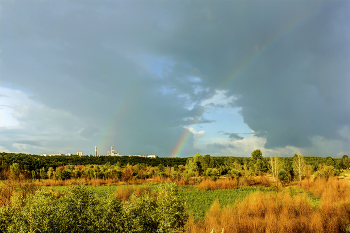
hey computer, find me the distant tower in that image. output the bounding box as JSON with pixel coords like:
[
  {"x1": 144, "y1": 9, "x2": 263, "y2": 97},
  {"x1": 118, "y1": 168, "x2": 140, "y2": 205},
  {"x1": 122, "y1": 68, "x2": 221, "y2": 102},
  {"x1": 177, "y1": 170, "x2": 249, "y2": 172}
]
[
  {"x1": 95, "y1": 146, "x2": 97, "y2": 157},
  {"x1": 111, "y1": 144, "x2": 114, "y2": 156}
]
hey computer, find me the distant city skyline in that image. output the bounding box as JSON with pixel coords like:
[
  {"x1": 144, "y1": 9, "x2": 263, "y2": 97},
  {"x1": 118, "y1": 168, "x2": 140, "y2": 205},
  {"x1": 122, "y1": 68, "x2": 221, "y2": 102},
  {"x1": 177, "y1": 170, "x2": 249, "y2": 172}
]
[{"x1": 0, "y1": 0, "x2": 349, "y2": 157}]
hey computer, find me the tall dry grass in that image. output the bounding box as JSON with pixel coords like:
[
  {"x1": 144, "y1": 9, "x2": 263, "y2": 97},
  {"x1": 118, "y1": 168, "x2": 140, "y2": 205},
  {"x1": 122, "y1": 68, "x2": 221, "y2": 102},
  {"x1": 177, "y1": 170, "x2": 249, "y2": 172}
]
[
  {"x1": 186, "y1": 178, "x2": 350, "y2": 233},
  {"x1": 198, "y1": 176, "x2": 272, "y2": 191},
  {"x1": 114, "y1": 185, "x2": 154, "y2": 201},
  {"x1": 0, "y1": 180, "x2": 15, "y2": 207},
  {"x1": 199, "y1": 178, "x2": 239, "y2": 190},
  {"x1": 0, "y1": 179, "x2": 38, "y2": 207}
]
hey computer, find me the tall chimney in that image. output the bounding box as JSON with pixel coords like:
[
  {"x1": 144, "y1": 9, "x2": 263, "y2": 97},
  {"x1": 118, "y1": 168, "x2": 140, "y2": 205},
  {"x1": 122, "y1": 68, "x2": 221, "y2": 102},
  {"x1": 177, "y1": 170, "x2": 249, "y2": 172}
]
[{"x1": 95, "y1": 146, "x2": 97, "y2": 157}]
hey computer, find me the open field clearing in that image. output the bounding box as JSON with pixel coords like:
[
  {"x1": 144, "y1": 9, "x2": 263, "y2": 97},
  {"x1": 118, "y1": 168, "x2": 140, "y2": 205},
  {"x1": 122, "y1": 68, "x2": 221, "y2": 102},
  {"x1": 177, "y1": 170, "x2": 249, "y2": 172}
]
[
  {"x1": 1, "y1": 177, "x2": 350, "y2": 232},
  {"x1": 49, "y1": 179, "x2": 336, "y2": 223},
  {"x1": 1, "y1": 152, "x2": 350, "y2": 232}
]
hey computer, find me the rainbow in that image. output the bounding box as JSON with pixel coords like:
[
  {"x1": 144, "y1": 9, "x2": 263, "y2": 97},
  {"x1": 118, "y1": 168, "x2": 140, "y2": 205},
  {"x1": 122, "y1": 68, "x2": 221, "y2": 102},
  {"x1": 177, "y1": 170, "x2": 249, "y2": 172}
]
[
  {"x1": 168, "y1": 2, "x2": 328, "y2": 158},
  {"x1": 98, "y1": 93, "x2": 132, "y2": 153},
  {"x1": 168, "y1": 127, "x2": 193, "y2": 158},
  {"x1": 220, "y1": 2, "x2": 327, "y2": 89}
]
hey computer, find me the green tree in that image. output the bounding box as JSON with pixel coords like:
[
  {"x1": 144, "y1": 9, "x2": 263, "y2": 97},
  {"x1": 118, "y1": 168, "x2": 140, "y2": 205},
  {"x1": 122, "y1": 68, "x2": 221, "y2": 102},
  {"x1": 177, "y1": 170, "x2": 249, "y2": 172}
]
[
  {"x1": 39, "y1": 167, "x2": 46, "y2": 180},
  {"x1": 278, "y1": 169, "x2": 289, "y2": 186},
  {"x1": 203, "y1": 154, "x2": 215, "y2": 171},
  {"x1": 47, "y1": 167, "x2": 54, "y2": 180},
  {"x1": 10, "y1": 163, "x2": 21, "y2": 180},
  {"x1": 325, "y1": 156, "x2": 335, "y2": 167},
  {"x1": 205, "y1": 168, "x2": 220, "y2": 181},
  {"x1": 55, "y1": 169, "x2": 62, "y2": 180},
  {"x1": 225, "y1": 156, "x2": 235, "y2": 167},
  {"x1": 187, "y1": 153, "x2": 204, "y2": 176},
  {"x1": 314, "y1": 164, "x2": 334, "y2": 180},
  {"x1": 228, "y1": 169, "x2": 241, "y2": 179},
  {"x1": 157, "y1": 164, "x2": 165, "y2": 172},
  {"x1": 250, "y1": 149, "x2": 268, "y2": 173},
  {"x1": 31, "y1": 170, "x2": 36, "y2": 180},
  {"x1": 251, "y1": 149, "x2": 263, "y2": 161},
  {"x1": 341, "y1": 155, "x2": 349, "y2": 170},
  {"x1": 233, "y1": 160, "x2": 242, "y2": 171}
]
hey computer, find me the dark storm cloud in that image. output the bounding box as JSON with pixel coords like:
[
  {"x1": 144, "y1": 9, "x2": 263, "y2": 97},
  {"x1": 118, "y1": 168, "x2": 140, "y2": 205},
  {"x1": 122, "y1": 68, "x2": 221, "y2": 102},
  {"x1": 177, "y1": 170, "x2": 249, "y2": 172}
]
[
  {"x1": 184, "y1": 117, "x2": 216, "y2": 125},
  {"x1": 1, "y1": 0, "x2": 205, "y2": 156},
  {"x1": 219, "y1": 131, "x2": 253, "y2": 140},
  {"x1": 150, "y1": 0, "x2": 350, "y2": 149},
  {"x1": 1, "y1": 0, "x2": 349, "y2": 155},
  {"x1": 227, "y1": 133, "x2": 244, "y2": 141}
]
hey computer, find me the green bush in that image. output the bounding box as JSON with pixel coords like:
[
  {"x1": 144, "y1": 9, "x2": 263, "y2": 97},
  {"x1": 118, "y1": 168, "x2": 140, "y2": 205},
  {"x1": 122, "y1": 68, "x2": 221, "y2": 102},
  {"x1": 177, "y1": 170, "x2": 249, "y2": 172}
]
[
  {"x1": 0, "y1": 183, "x2": 187, "y2": 233},
  {"x1": 278, "y1": 169, "x2": 289, "y2": 186},
  {"x1": 228, "y1": 169, "x2": 241, "y2": 179},
  {"x1": 313, "y1": 165, "x2": 335, "y2": 180}
]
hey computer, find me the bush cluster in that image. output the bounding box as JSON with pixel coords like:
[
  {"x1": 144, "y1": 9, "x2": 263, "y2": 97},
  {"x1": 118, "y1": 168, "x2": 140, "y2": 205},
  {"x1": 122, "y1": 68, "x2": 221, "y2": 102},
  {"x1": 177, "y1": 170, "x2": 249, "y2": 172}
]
[{"x1": 0, "y1": 183, "x2": 187, "y2": 233}]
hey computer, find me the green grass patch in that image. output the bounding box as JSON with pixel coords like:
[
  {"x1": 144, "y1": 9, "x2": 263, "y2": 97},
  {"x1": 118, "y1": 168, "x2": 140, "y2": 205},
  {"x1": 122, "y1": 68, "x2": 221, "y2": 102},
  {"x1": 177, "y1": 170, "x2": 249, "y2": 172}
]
[
  {"x1": 181, "y1": 186, "x2": 277, "y2": 220},
  {"x1": 286, "y1": 187, "x2": 321, "y2": 208}
]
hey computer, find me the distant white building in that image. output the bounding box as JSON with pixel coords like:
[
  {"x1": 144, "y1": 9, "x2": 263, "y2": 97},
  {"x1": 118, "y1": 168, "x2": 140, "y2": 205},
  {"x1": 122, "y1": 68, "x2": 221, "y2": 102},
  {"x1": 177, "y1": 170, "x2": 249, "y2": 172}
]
[
  {"x1": 147, "y1": 155, "x2": 156, "y2": 158},
  {"x1": 107, "y1": 150, "x2": 120, "y2": 156}
]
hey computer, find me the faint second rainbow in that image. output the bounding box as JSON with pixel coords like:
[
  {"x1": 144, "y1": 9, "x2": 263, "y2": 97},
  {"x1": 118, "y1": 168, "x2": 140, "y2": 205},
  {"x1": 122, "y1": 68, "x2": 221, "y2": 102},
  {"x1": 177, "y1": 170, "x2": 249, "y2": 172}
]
[
  {"x1": 98, "y1": 93, "x2": 132, "y2": 154},
  {"x1": 219, "y1": 2, "x2": 327, "y2": 89}
]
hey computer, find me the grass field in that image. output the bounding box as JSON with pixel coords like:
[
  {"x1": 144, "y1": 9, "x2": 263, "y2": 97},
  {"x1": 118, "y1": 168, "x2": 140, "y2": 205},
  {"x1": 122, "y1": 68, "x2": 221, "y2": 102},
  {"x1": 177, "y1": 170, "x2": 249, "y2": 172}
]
[
  {"x1": 51, "y1": 183, "x2": 322, "y2": 221},
  {"x1": 1, "y1": 177, "x2": 349, "y2": 232},
  {"x1": 181, "y1": 186, "x2": 277, "y2": 220}
]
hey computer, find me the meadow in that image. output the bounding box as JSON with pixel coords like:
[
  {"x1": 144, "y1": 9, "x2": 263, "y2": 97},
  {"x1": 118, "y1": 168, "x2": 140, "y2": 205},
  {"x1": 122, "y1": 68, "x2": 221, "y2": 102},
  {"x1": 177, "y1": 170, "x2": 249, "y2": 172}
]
[
  {"x1": 0, "y1": 176, "x2": 350, "y2": 232},
  {"x1": 53, "y1": 184, "x2": 279, "y2": 220},
  {"x1": 44, "y1": 177, "x2": 349, "y2": 233},
  {"x1": 1, "y1": 151, "x2": 350, "y2": 232}
]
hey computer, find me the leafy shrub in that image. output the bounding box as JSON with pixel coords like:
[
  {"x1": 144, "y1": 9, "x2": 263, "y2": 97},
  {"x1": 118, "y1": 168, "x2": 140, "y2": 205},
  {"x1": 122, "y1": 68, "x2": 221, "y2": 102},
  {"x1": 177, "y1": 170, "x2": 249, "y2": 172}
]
[
  {"x1": 314, "y1": 165, "x2": 335, "y2": 180},
  {"x1": 228, "y1": 169, "x2": 241, "y2": 179},
  {"x1": 206, "y1": 168, "x2": 220, "y2": 181},
  {"x1": 278, "y1": 169, "x2": 289, "y2": 186},
  {"x1": 0, "y1": 183, "x2": 187, "y2": 233},
  {"x1": 0, "y1": 185, "x2": 124, "y2": 233}
]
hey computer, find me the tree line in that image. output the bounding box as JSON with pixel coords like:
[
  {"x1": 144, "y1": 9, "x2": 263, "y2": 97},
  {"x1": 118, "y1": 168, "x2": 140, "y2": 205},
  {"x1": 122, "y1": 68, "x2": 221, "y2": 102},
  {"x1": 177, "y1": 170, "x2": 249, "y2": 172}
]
[{"x1": 1, "y1": 151, "x2": 349, "y2": 183}]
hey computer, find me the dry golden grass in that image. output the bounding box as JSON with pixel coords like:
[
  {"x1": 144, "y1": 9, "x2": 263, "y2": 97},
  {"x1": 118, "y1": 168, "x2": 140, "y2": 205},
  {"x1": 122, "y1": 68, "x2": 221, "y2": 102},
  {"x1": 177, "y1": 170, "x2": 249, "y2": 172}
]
[
  {"x1": 198, "y1": 175, "x2": 272, "y2": 191},
  {"x1": 0, "y1": 179, "x2": 38, "y2": 207},
  {"x1": 199, "y1": 178, "x2": 239, "y2": 190},
  {"x1": 186, "y1": 178, "x2": 350, "y2": 233},
  {"x1": 0, "y1": 180, "x2": 15, "y2": 207},
  {"x1": 114, "y1": 185, "x2": 153, "y2": 201}
]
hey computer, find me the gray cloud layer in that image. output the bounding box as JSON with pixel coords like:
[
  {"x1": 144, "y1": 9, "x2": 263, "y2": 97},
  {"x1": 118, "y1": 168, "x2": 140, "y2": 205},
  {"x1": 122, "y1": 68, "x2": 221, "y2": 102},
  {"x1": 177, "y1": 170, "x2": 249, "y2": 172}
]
[{"x1": 1, "y1": 0, "x2": 349, "y2": 156}]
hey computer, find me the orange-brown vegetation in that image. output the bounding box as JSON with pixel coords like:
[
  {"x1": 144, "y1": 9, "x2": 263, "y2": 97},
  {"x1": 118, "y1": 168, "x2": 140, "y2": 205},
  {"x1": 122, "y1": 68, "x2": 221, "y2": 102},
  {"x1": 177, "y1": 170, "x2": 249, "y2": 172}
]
[
  {"x1": 114, "y1": 185, "x2": 154, "y2": 201},
  {"x1": 186, "y1": 178, "x2": 350, "y2": 233},
  {"x1": 0, "y1": 179, "x2": 38, "y2": 207},
  {"x1": 198, "y1": 175, "x2": 272, "y2": 191}
]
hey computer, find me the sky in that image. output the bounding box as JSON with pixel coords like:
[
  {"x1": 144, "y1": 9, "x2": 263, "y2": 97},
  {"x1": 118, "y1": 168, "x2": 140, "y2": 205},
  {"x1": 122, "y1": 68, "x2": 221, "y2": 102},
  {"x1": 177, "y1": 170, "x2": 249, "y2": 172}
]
[{"x1": 0, "y1": 0, "x2": 349, "y2": 158}]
